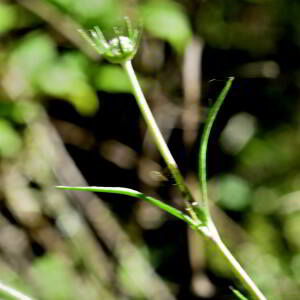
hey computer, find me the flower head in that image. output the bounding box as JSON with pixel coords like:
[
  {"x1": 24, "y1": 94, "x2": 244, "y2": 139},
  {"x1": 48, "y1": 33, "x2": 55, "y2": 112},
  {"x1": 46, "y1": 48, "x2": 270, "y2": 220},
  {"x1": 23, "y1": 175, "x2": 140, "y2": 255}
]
[{"x1": 78, "y1": 17, "x2": 142, "y2": 64}]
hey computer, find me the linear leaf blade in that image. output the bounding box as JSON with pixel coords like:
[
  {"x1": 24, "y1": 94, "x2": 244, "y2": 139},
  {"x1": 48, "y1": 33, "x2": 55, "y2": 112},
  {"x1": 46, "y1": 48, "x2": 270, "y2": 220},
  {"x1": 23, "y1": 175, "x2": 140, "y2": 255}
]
[
  {"x1": 230, "y1": 287, "x2": 249, "y2": 300},
  {"x1": 198, "y1": 77, "x2": 234, "y2": 215},
  {"x1": 56, "y1": 185, "x2": 197, "y2": 227}
]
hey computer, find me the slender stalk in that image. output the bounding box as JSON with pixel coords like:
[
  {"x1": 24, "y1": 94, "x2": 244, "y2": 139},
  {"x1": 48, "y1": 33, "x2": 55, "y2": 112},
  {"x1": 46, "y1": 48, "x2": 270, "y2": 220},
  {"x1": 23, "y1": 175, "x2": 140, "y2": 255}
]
[
  {"x1": 122, "y1": 61, "x2": 266, "y2": 300},
  {"x1": 0, "y1": 281, "x2": 36, "y2": 300},
  {"x1": 122, "y1": 60, "x2": 199, "y2": 222},
  {"x1": 122, "y1": 61, "x2": 176, "y2": 168},
  {"x1": 208, "y1": 227, "x2": 267, "y2": 300}
]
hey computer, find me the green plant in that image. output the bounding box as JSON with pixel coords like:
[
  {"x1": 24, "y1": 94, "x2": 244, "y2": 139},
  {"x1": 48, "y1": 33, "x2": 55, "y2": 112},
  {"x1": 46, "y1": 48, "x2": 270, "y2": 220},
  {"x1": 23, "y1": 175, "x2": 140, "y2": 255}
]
[
  {"x1": 0, "y1": 280, "x2": 35, "y2": 300},
  {"x1": 77, "y1": 17, "x2": 141, "y2": 64},
  {"x1": 57, "y1": 19, "x2": 266, "y2": 300}
]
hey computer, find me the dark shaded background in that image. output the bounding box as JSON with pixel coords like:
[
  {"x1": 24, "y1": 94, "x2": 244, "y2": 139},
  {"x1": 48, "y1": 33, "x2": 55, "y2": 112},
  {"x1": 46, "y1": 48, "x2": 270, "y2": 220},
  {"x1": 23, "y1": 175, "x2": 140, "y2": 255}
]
[{"x1": 1, "y1": 0, "x2": 300, "y2": 299}]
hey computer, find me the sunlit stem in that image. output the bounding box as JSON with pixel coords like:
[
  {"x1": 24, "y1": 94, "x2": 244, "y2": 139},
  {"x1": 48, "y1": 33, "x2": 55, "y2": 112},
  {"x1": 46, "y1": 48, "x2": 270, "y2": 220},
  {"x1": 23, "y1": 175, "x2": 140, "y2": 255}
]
[
  {"x1": 122, "y1": 61, "x2": 266, "y2": 299},
  {"x1": 0, "y1": 281, "x2": 36, "y2": 300},
  {"x1": 122, "y1": 60, "x2": 201, "y2": 224},
  {"x1": 208, "y1": 224, "x2": 267, "y2": 300}
]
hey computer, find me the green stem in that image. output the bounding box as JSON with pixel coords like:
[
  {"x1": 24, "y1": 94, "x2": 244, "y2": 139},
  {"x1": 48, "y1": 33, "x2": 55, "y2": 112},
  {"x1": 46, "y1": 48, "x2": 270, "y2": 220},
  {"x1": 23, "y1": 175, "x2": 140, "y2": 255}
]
[
  {"x1": 208, "y1": 224, "x2": 267, "y2": 300},
  {"x1": 122, "y1": 62, "x2": 266, "y2": 299},
  {"x1": 122, "y1": 60, "x2": 199, "y2": 222},
  {"x1": 0, "y1": 281, "x2": 36, "y2": 300}
]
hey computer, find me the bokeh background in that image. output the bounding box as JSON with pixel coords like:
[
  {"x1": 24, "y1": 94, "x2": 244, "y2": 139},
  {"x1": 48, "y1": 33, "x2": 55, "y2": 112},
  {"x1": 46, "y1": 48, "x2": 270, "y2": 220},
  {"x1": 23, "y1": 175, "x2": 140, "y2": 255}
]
[{"x1": 1, "y1": 0, "x2": 300, "y2": 299}]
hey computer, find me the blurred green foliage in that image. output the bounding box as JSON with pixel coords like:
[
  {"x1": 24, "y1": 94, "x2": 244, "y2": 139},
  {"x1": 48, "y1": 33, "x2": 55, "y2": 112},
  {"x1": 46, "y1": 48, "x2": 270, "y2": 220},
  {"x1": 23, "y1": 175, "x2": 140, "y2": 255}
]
[
  {"x1": 0, "y1": 3, "x2": 18, "y2": 34},
  {"x1": 94, "y1": 65, "x2": 132, "y2": 93},
  {"x1": 140, "y1": 1, "x2": 192, "y2": 54},
  {"x1": 1, "y1": 0, "x2": 300, "y2": 299},
  {"x1": 217, "y1": 174, "x2": 251, "y2": 211}
]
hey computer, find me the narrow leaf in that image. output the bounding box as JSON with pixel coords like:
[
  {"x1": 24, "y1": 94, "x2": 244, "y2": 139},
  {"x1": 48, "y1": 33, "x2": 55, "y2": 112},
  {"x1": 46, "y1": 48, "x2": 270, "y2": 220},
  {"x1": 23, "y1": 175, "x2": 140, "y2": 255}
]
[
  {"x1": 56, "y1": 186, "x2": 197, "y2": 227},
  {"x1": 77, "y1": 29, "x2": 104, "y2": 54},
  {"x1": 198, "y1": 77, "x2": 234, "y2": 215},
  {"x1": 230, "y1": 287, "x2": 249, "y2": 300}
]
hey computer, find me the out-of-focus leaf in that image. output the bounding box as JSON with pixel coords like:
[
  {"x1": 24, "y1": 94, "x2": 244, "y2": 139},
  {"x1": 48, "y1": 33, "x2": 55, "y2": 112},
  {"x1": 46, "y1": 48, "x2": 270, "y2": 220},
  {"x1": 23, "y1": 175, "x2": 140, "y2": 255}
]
[
  {"x1": 69, "y1": 80, "x2": 99, "y2": 116},
  {"x1": 38, "y1": 53, "x2": 99, "y2": 116},
  {"x1": 291, "y1": 253, "x2": 300, "y2": 283},
  {"x1": 140, "y1": 1, "x2": 192, "y2": 54},
  {"x1": 0, "y1": 3, "x2": 18, "y2": 34},
  {"x1": 0, "y1": 102, "x2": 40, "y2": 124},
  {"x1": 48, "y1": 0, "x2": 73, "y2": 7},
  {"x1": 283, "y1": 212, "x2": 300, "y2": 251},
  {"x1": 220, "y1": 112, "x2": 257, "y2": 155},
  {"x1": 73, "y1": 0, "x2": 120, "y2": 22},
  {"x1": 217, "y1": 174, "x2": 251, "y2": 211},
  {"x1": 94, "y1": 65, "x2": 132, "y2": 93},
  {"x1": 247, "y1": 214, "x2": 283, "y2": 256},
  {"x1": 0, "y1": 260, "x2": 34, "y2": 300},
  {"x1": 197, "y1": 1, "x2": 276, "y2": 54},
  {"x1": 31, "y1": 254, "x2": 77, "y2": 300},
  {"x1": 239, "y1": 126, "x2": 298, "y2": 183},
  {"x1": 0, "y1": 119, "x2": 22, "y2": 158},
  {"x1": 0, "y1": 103, "x2": 16, "y2": 120},
  {"x1": 12, "y1": 101, "x2": 41, "y2": 124},
  {"x1": 9, "y1": 32, "x2": 56, "y2": 82},
  {"x1": 49, "y1": 0, "x2": 120, "y2": 26},
  {"x1": 117, "y1": 263, "x2": 144, "y2": 298}
]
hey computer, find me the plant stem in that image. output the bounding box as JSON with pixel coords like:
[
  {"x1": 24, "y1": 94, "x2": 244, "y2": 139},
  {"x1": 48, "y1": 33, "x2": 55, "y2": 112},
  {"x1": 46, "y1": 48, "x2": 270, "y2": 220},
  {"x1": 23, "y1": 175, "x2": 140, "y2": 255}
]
[
  {"x1": 207, "y1": 223, "x2": 267, "y2": 300},
  {"x1": 0, "y1": 281, "x2": 36, "y2": 300},
  {"x1": 122, "y1": 60, "x2": 199, "y2": 222},
  {"x1": 122, "y1": 60, "x2": 266, "y2": 300}
]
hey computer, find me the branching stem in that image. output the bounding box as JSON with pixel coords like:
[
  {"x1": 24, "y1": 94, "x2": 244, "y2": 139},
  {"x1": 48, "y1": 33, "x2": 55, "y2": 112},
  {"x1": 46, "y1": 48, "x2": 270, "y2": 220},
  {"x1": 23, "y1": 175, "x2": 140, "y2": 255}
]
[{"x1": 122, "y1": 60, "x2": 266, "y2": 300}]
